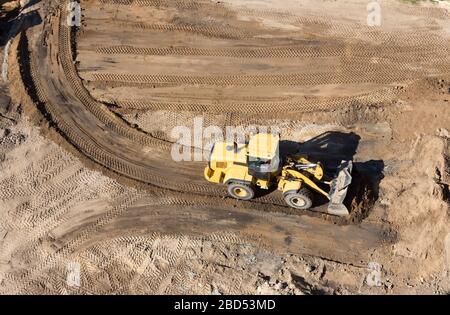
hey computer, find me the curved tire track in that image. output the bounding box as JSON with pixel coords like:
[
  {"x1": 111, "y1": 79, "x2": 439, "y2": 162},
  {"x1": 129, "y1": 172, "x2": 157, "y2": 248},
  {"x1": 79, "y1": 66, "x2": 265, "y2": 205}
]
[{"x1": 17, "y1": 2, "x2": 338, "y2": 220}]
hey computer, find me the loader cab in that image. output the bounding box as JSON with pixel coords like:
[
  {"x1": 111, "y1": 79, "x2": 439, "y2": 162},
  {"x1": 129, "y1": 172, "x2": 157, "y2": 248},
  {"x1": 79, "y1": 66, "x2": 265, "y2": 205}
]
[{"x1": 247, "y1": 133, "x2": 281, "y2": 180}]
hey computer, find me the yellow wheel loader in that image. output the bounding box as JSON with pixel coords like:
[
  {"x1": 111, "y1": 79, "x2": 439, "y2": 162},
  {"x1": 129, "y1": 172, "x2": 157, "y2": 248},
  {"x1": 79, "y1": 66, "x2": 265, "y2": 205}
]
[{"x1": 204, "y1": 133, "x2": 353, "y2": 216}]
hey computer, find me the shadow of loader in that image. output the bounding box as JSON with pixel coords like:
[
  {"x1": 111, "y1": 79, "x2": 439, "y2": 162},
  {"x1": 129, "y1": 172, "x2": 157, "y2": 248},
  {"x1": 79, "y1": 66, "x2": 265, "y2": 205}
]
[{"x1": 277, "y1": 131, "x2": 384, "y2": 221}]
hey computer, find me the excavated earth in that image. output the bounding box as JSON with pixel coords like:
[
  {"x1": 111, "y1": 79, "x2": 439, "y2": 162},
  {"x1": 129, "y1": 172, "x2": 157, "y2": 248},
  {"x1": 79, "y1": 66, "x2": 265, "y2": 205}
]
[{"x1": 0, "y1": 0, "x2": 449, "y2": 294}]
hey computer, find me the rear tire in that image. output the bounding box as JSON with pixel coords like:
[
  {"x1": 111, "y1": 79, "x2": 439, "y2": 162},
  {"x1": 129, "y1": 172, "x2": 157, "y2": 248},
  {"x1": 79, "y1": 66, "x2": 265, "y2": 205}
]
[
  {"x1": 227, "y1": 182, "x2": 255, "y2": 201},
  {"x1": 284, "y1": 188, "x2": 313, "y2": 210}
]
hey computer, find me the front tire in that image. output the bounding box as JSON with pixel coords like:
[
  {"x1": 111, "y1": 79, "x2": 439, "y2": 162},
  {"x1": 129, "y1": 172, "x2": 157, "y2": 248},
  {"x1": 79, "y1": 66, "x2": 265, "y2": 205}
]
[
  {"x1": 227, "y1": 182, "x2": 255, "y2": 201},
  {"x1": 284, "y1": 188, "x2": 313, "y2": 210}
]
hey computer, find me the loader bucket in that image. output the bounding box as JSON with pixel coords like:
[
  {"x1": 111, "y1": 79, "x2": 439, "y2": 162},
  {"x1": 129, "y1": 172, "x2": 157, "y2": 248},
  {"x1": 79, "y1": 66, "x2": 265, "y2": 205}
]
[{"x1": 327, "y1": 160, "x2": 353, "y2": 216}]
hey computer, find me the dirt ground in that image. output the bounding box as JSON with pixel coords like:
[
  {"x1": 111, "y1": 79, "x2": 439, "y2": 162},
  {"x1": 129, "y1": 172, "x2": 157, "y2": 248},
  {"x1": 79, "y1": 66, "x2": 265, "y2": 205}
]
[{"x1": 0, "y1": 0, "x2": 449, "y2": 294}]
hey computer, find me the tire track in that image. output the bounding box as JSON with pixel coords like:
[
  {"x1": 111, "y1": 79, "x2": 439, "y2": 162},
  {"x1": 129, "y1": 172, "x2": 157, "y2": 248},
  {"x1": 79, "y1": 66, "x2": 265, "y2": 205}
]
[
  {"x1": 94, "y1": 44, "x2": 344, "y2": 59},
  {"x1": 97, "y1": 0, "x2": 449, "y2": 47},
  {"x1": 89, "y1": 70, "x2": 412, "y2": 87},
  {"x1": 16, "y1": 22, "x2": 374, "y2": 223},
  {"x1": 0, "y1": 148, "x2": 73, "y2": 200},
  {"x1": 93, "y1": 44, "x2": 450, "y2": 60},
  {"x1": 108, "y1": 88, "x2": 396, "y2": 114},
  {"x1": 3, "y1": 190, "x2": 142, "y2": 293},
  {"x1": 22, "y1": 20, "x2": 223, "y2": 197},
  {"x1": 99, "y1": 0, "x2": 204, "y2": 9},
  {"x1": 0, "y1": 151, "x2": 132, "y2": 277},
  {"x1": 116, "y1": 21, "x2": 251, "y2": 40}
]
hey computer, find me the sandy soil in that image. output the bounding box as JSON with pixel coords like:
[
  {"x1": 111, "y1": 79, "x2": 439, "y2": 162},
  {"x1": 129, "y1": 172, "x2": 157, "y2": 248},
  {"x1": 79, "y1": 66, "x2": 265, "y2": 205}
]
[{"x1": 0, "y1": 0, "x2": 449, "y2": 294}]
